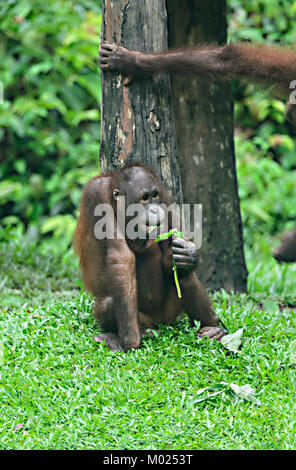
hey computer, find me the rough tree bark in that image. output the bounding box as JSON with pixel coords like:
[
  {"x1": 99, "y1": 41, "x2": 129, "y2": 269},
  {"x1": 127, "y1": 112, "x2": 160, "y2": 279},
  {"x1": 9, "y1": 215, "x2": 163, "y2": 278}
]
[
  {"x1": 100, "y1": 0, "x2": 182, "y2": 204},
  {"x1": 166, "y1": 0, "x2": 248, "y2": 292}
]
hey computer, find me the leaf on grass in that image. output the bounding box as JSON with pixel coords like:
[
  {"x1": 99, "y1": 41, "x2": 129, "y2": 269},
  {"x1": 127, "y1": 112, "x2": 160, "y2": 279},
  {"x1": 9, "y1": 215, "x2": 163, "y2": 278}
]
[
  {"x1": 221, "y1": 328, "x2": 244, "y2": 352},
  {"x1": 229, "y1": 383, "x2": 261, "y2": 405},
  {"x1": 0, "y1": 342, "x2": 4, "y2": 365},
  {"x1": 289, "y1": 339, "x2": 296, "y2": 365},
  {"x1": 13, "y1": 424, "x2": 23, "y2": 433},
  {"x1": 192, "y1": 384, "x2": 227, "y2": 403},
  {"x1": 193, "y1": 382, "x2": 261, "y2": 405}
]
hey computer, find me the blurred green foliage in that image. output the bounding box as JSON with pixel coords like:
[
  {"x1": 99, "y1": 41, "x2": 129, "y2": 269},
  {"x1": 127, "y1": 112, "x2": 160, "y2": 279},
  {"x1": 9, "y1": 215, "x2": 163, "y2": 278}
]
[
  {"x1": 228, "y1": 0, "x2": 296, "y2": 248},
  {"x1": 0, "y1": 0, "x2": 296, "y2": 254},
  {"x1": 0, "y1": 0, "x2": 101, "y2": 244},
  {"x1": 228, "y1": 0, "x2": 296, "y2": 43}
]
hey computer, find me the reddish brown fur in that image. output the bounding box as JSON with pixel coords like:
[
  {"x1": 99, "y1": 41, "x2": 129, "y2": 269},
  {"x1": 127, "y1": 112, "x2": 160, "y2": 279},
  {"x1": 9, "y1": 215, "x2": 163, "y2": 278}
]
[
  {"x1": 100, "y1": 41, "x2": 296, "y2": 97},
  {"x1": 220, "y1": 42, "x2": 296, "y2": 95},
  {"x1": 74, "y1": 163, "x2": 225, "y2": 351}
]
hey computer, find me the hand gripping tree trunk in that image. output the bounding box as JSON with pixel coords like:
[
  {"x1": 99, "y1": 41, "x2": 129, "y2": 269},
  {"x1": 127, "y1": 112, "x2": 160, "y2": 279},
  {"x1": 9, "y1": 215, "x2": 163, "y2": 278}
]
[{"x1": 100, "y1": 0, "x2": 182, "y2": 205}]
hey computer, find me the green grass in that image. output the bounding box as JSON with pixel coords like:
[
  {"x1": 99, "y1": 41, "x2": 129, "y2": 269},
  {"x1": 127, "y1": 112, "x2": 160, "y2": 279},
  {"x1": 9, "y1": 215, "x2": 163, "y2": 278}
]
[
  {"x1": 1, "y1": 0, "x2": 296, "y2": 451},
  {"x1": 0, "y1": 229, "x2": 295, "y2": 450}
]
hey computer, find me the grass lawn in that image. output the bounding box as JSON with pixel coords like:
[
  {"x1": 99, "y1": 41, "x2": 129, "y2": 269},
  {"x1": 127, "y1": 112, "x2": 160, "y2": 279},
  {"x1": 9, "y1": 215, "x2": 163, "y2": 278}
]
[{"x1": 0, "y1": 230, "x2": 295, "y2": 450}]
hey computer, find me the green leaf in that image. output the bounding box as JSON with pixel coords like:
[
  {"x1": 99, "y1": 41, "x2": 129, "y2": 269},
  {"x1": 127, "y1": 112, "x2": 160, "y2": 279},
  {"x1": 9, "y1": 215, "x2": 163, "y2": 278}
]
[
  {"x1": 0, "y1": 181, "x2": 22, "y2": 203},
  {"x1": 154, "y1": 228, "x2": 185, "y2": 243},
  {"x1": 154, "y1": 230, "x2": 174, "y2": 242},
  {"x1": 13, "y1": 159, "x2": 26, "y2": 175}
]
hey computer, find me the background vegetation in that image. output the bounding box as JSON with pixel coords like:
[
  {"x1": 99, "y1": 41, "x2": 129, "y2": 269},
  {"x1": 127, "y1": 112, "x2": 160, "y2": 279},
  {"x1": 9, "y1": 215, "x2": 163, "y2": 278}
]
[
  {"x1": 0, "y1": 0, "x2": 295, "y2": 450},
  {"x1": 0, "y1": 0, "x2": 101, "y2": 245},
  {"x1": 1, "y1": 0, "x2": 296, "y2": 255}
]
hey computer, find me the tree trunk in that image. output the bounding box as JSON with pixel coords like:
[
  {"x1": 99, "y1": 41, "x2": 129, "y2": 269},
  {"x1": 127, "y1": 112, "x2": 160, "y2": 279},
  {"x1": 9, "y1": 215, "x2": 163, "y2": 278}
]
[
  {"x1": 100, "y1": 0, "x2": 182, "y2": 204},
  {"x1": 167, "y1": 0, "x2": 248, "y2": 292}
]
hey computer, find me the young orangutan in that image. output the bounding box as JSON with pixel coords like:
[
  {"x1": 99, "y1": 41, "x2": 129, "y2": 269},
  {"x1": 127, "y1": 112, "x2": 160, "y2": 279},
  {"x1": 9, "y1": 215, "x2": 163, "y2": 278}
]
[
  {"x1": 75, "y1": 163, "x2": 225, "y2": 352},
  {"x1": 99, "y1": 40, "x2": 296, "y2": 262}
]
